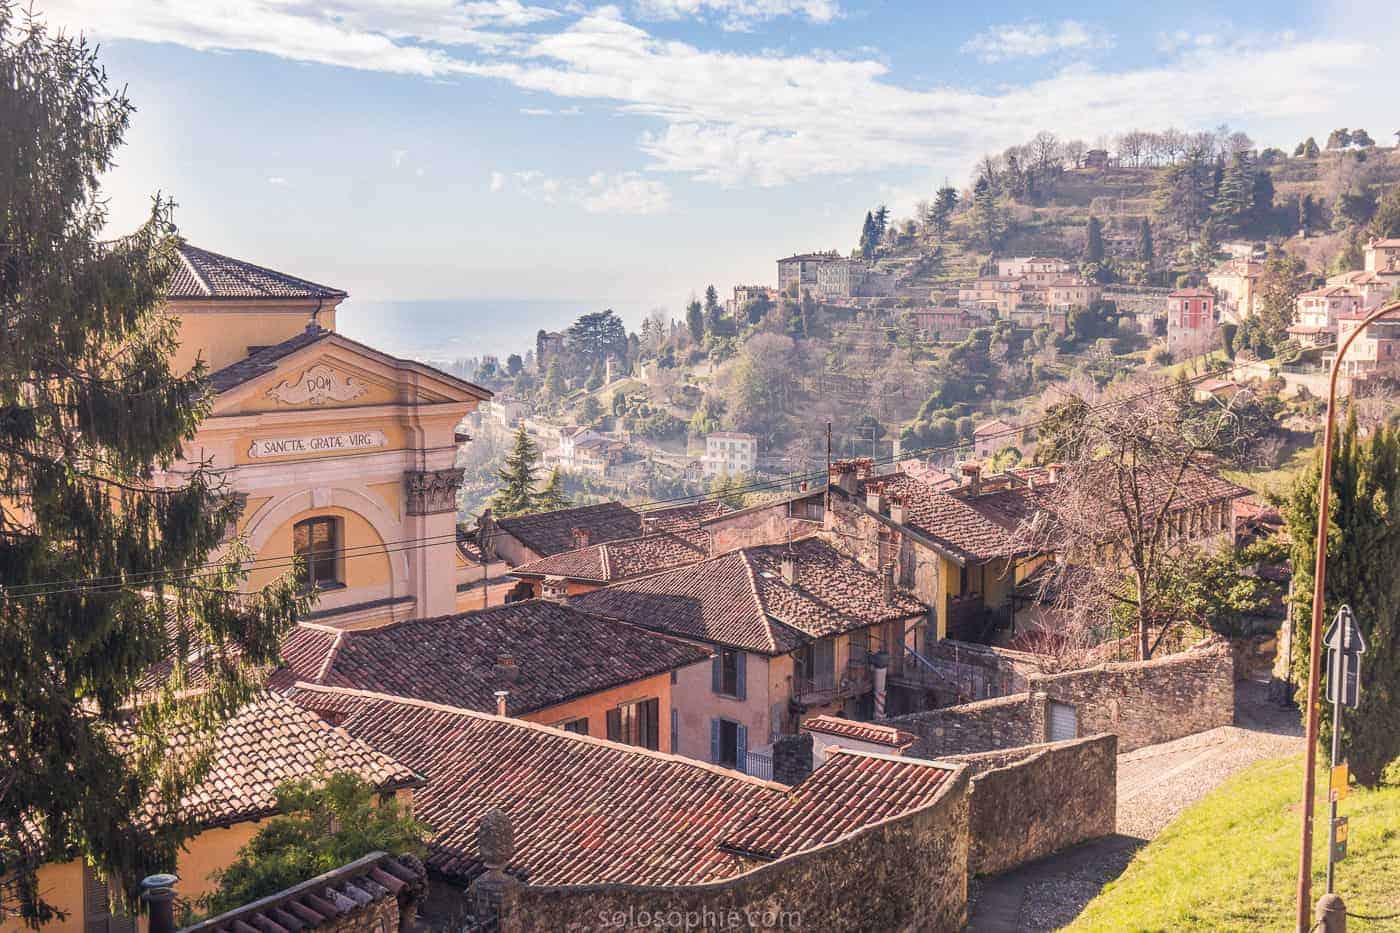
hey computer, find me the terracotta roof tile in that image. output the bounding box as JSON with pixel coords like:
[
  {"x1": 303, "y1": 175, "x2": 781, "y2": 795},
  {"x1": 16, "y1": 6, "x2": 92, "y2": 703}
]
[
  {"x1": 285, "y1": 600, "x2": 710, "y2": 716},
  {"x1": 170, "y1": 243, "x2": 347, "y2": 300},
  {"x1": 495, "y1": 502, "x2": 643, "y2": 557},
  {"x1": 874, "y1": 475, "x2": 1036, "y2": 564},
  {"x1": 138, "y1": 692, "x2": 419, "y2": 828},
  {"x1": 641, "y1": 500, "x2": 733, "y2": 532},
  {"x1": 801, "y1": 715, "x2": 918, "y2": 750},
  {"x1": 289, "y1": 686, "x2": 959, "y2": 886},
  {"x1": 510, "y1": 530, "x2": 711, "y2": 584},
  {"x1": 570, "y1": 536, "x2": 927, "y2": 655}
]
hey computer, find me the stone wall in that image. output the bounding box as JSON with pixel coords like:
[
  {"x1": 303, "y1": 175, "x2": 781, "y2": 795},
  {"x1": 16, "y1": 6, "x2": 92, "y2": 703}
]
[
  {"x1": 1028, "y1": 643, "x2": 1234, "y2": 752},
  {"x1": 497, "y1": 766, "x2": 971, "y2": 933},
  {"x1": 888, "y1": 643, "x2": 1234, "y2": 758},
  {"x1": 702, "y1": 502, "x2": 822, "y2": 555},
  {"x1": 890, "y1": 693, "x2": 1046, "y2": 759},
  {"x1": 943, "y1": 735, "x2": 1118, "y2": 876}
]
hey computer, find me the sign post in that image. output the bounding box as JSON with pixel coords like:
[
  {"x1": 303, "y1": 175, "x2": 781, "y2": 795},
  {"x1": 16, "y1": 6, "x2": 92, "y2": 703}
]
[{"x1": 1323, "y1": 605, "x2": 1366, "y2": 896}]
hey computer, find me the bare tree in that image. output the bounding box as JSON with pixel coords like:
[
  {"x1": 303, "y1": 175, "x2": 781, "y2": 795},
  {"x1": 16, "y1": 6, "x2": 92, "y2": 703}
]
[
  {"x1": 1019, "y1": 380, "x2": 1240, "y2": 660},
  {"x1": 1063, "y1": 139, "x2": 1088, "y2": 169},
  {"x1": 1159, "y1": 127, "x2": 1186, "y2": 164},
  {"x1": 1030, "y1": 130, "x2": 1062, "y2": 174},
  {"x1": 1116, "y1": 130, "x2": 1147, "y2": 167}
]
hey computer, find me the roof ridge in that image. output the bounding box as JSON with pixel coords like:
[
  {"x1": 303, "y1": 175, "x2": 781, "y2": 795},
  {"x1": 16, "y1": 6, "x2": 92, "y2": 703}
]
[
  {"x1": 183, "y1": 243, "x2": 346, "y2": 298},
  {"x1": 315, "y1": 630, "x2": 346, "y2": 684},
  {"x1": 737, "y1": 549, "x2": 781, "y2": 655},
  {"x1": 177, "y1": 245, "x2": 213, "y2": 296},
  {"x1": 294, "y1": 681, "x2": 791, "y2": 790}
]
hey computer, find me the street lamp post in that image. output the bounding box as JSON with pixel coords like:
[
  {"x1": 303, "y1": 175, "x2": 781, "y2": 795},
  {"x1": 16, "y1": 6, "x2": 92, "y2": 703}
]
[{"x1": 1294, "y1": 299, "x2": 1400, "y2": 931}]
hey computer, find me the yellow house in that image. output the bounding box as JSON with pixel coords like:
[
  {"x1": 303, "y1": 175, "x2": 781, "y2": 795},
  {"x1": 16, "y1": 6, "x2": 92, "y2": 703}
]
[
  {"x1": 1, "y1": 693, "x2": 419, "y2": 933},
  {"x1": 280, "y1": 600, "x2": 711, "y2": 753},
  {"x1": 162, "y1": 243, "x2": 491, "y2": 629}
]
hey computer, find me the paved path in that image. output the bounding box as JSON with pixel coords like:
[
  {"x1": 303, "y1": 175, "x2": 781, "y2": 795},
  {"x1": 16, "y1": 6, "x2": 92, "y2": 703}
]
[{"x1": 967, "y1": 681, "x2": 1302, "y2": 931}]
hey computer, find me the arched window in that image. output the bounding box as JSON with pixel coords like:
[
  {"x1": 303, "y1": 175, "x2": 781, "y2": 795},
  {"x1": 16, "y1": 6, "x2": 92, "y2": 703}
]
[{"x1": 294, "y1": 516, "x2": 341, "y2": 590}]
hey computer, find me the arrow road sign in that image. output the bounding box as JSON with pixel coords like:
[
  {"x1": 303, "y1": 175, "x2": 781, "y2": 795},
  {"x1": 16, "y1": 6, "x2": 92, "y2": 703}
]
[{"x1": 1325, "y1": 606, "x2": 1366, "y2": 709}]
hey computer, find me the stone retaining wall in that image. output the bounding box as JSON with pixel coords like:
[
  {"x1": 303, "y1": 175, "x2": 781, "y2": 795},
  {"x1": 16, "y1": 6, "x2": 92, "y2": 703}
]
[
  {"x1": 944, "y1": 734, "x2": 1118, "y2": 876},
  {"x1": 892, "y1": 693, "x2": 1046, "y2": 759},
  {"x1": 498, "y1": 766, "x2": 971, "y2": 933}
]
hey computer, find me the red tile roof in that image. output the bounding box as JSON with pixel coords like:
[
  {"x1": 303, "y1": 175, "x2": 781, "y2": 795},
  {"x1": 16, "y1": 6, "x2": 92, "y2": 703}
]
[
  {"x1": 642, "y1": 500, "x2": 733, "y2": 532},
  {"x1": 716, "y1": 750, "x2": 952, "y2": 860},
  {"x1": 569, "y1": 536, "x2": 928, "y2": 655},
  {"x1": 289, "y1": 685, "x2": 960, "y2": 886},
  {"x1": 801, "y1": 715, "x2": 918, "y2": 750},
  {"x1": 495, "y1": 501, "x2": 643, "y2": 557},
  {"x1": 139, "y1": 692, "x2": 419, "y2": 828},
  {"x1": 874, "y1": 475, "x2": 1038, "y2": 564},
  {"x1": 283, "y1": 600, "x2": 710, "y2": 716},
  {"x1": 510, "y1": 529, "x2": 711, "y2": 583},
  {"x1": 171, "y1": 243, "x2": 346, "y2": 300}
]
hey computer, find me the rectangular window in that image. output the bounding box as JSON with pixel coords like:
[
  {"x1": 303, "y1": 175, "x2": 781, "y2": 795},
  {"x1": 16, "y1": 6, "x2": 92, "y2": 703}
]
[
  {"x1": 293, "y1": 516, "x2": 340, "y2": 590},
  {"x1": 555, "y1": 717, "x2": 588, "y2": 735},
  {"x1": 607, "y1": 698, "x2": 659, "y2": 750},
  {"x1": 712, "y1": 649, "x2": 745, "y2": 698},
  {"x1": 710, "y1": 718, "x2": 747, "y2": 770}
]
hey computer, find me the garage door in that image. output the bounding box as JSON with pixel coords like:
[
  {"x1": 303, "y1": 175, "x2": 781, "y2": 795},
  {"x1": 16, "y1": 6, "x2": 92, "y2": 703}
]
[{"x1": 1048, "y1": 701, "x2": 1079, "y2": 741}]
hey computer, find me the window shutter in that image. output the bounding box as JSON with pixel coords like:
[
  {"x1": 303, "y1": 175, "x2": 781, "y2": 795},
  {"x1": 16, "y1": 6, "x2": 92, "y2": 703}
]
[
  {"x1": 736, "y1": 724, "x2": 748, "y2": 774},
  {"x1": 606, "y1": 708, "x2": 621, "y2": 742},
  {"x1": 712, "y1": 654, "x2": 722, "y2": 694},
  {"x1": 670, "y1": 707, "x2": 679, "y2": 754},
  {"x1": 734, "y1": 652, "x2": 747, "y2": 701},
  {"x1": 710, "y1": 718, "x2": 721, "y2": 764},
  {"x1": 644, "y1": 698, "x2": 659, "y2": 750}
]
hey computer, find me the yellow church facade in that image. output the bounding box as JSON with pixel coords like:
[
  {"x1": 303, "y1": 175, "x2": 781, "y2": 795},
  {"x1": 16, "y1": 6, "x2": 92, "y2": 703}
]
[{"x1": 164, "y1": 243, "x2": 491, "y2": 628}]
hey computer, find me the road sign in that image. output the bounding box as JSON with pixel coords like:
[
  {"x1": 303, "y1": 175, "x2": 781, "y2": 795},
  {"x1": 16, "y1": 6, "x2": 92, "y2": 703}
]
[
  {"x1": 1330, "y1": 761, "x2": 1349, "y2": 802},
  {"x1": 1325, "y1": 606, "x2": 1366, "y2": 709},
  {"x1": 1332, "y1": 816, "x2": 1349, "y2": 861}
]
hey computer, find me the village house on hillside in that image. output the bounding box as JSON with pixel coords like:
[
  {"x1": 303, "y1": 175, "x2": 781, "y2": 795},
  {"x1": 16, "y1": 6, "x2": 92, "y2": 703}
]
[
  {"x1": 277, "y1": 601, "x2": 709, "y2": 750},
  {"x1": 160, "y1": 244, "x2": 490, "y2": 629},
  {"x1": 703, "y1": 431, "x2": 758, "y2": 477},
  {"x1": 509, "y1": 529, "x2": 712, "y2": 598},
  {"x1": 1288, "y1": 285, "x2": 1367, "y2": 347},
  {"x1": 1364, "y1": 236, "x2": 1400, "y2": 282},
  {"x1": 485, "y1": 501, "x2": 644, "y2": 565},
  {"x1": 1328, "y1": 305, "x2": 1400, "y2": 385},
  {"x1": 568, "y1": 536, "x2": 928, "y2": 776},
  {"x1": 1207, "y1": 257, "x2": 1264, "y2": 322},
  {"x1": 1166, "y1": 287, "x2": 1217, "y2": 354}
]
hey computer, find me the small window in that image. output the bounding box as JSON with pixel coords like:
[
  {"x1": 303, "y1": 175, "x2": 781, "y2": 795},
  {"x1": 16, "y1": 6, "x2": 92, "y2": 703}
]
[
  {"x1": 607, "y1": 698, "x2": 659, "y2": 750},
  {"x1": 294, "y1": 516, "x2": 341, "y2": 591},
  {"x1": 556, "y1": 717, "x2": 588, "y2": 735}
]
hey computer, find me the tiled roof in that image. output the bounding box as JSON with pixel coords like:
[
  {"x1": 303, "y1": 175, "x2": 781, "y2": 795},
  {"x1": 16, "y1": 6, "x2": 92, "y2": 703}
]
[
  {"x1": 1299, "y1": 285, "x2": 1362, "y2": 299},
  {"x1": 171, "y1": 243, "x2": 347, "y2": 300},
  {"x1": 289, "y1": 686, "x2": 960, "y2": 886},
  {"x1": 182, "y1": 852, "x2": 427, "y2": 933},
  {"x1": 137, "y1": 618, "x2": 342, "y2": 695},
  {"x1": 495, "y1": 501, "x2": 643, "y2": 557},
  {"x1": 642, "y1": 500, "x2": 733, "y2": 532},
  {"x1": 510, "y1": 530, "x2": 711, "y2": 583},
  {"x1": 716, "y1": 749, "x2": 952, "y2": 860},
  {"x1": 139, "y1": 692, "x2": 419, "y2": 828},
  {"x1": 875, "y1": 475, "x2": 1038, "y2": 564},
  {"x1": 801, "y1": 715, "x2": 918, "y2": 750},
  {"x1": 284, "y1": 600, "x2": 709, "y2": 716},
  {"x1": 1169, "y1": 288, "x2": 1214, "y2": 298},
  {"x1": 570, "y1": 536, "x2": 927, "y2": 655},
  {"x1": 973, "y1": 418, "x2": 1016, "y2": 437}
]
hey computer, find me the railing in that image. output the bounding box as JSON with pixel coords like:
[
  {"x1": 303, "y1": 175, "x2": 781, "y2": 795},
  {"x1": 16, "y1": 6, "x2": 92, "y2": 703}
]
[
  {"x1": 794, "y1": 665, "x2": 873, "y2": 706},
  {"x1": 744, "y1": 748, "x2": 774, "y2": 781}
]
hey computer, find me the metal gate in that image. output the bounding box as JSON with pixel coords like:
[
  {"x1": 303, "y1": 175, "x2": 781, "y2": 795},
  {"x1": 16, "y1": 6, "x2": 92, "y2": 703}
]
[{"x1": 1048, "y1": 701, "x2": 1079, "y2": 741}]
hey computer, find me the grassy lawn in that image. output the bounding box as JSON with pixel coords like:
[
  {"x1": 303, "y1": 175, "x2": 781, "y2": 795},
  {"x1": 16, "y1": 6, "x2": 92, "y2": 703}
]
[
  {"x1": 1222, "y1": 444, "x2": 1315, "y2": 502},
  {"x1": 1160, "y1": 348, "x2": 1232, "y2": 379},
  {"x1": 1068, "y1": 754, "x2": 1400, "y2": 932}
]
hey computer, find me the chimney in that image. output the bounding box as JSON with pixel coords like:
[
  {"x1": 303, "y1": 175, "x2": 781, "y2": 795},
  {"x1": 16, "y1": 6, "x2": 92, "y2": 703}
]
[
  {"x1": 570, "y1": 526, "x2": 590, "y2": 549},
  {"x1": 140, "y1": 874, "x2": 178, "y2": 933},
  {"x1": 888, "y1": 494, "x2": 906, "y2": 525},
  {"x1": 493, "y1": 653, "x2": 518, "y2": 683},
  {"x1": 470, "y1": 809, "x2": 520, "y2": 924},
  {"x1": 882, "y1": 562, "x2": 897, "y2": 606},
  {"x1": 865, "y1": 481, "x2": 884, "y2": 514},
  {"x1": 770, "y1": 733, "x2": 814, "y2": 786},
  {"x1": 1047, "y1": 462, "x2": 1065, "y2": 484},
  {"x1": 494, "y1": 690, "x2": 509, "y2": 717},
  {"x1": 960, "y1": 461, "x2": 982, "y2": 497},
  {"x1": 780, "y1": 551, "x2": 797, "y2": 586},
  {"x1": 829, "y1": 460, "x2": 860, "y2": 496}
]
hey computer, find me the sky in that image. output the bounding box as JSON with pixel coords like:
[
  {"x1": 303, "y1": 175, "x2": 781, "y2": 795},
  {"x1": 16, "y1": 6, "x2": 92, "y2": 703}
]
[{"x1": 35, "y1": 0, "x2": 1400, "y2": 341}]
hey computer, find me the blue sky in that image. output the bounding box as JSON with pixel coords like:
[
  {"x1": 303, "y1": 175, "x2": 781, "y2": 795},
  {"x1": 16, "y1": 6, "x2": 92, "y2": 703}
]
[{"x1": 42, "y1": 0, "x2": 1395, "y2": 337}]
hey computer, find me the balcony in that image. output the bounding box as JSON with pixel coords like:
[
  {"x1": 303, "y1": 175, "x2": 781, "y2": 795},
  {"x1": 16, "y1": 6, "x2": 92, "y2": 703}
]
[
  {"x1": 945, "y1": 594, "x2": 1013, "y2": 643},
  {"x1": 794, "y1": 663, "x2": 874, "y2": 707}
]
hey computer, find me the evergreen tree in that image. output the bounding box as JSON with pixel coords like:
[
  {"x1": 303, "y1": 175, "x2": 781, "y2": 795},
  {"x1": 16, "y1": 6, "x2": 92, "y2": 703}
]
[
  {"x1": 490, "y1": 426, "x2": 541, "y2": 516},
  {"x1": 971, "y1": 176, "x2": 1006, "y2": 250},
  {"x1": 858, "y1": 210, "x2": 877, "y2": 259},
  {"x1": 505, "y1": 353, "x2": 523, "y2": 377},
  {"x1": 872, "y1": 204, "x2": 890, "y2": 241},
  {"x1": 611, "y1": 389, "x2": 627, "y2": 417},
  {"x1": 0, "y1": 11, "x2": 303, "y2": 918},
  {"x1": 1298, "y1": 193, "x2": 1314, "y2": 232},
  {"x1": 1154, "y1": 153, "x2": 1213, "y2": 240},
  {"x1": 1286, "y1": 415, "x2": 1400, "y2": 787},
  {"x1": 543, "y1": 359, "x2": 566, "y2": 400},
  {"x1": 1368, "y1": 183, "x2": 1400, "y2": 239},
  {"x1": 1136, "y1": 217, "x2": 1155, "y2": 265},
  {"x1": 703, "y1": 284, "x2": 723, "y2": 333},
  {"x1": 1302, "y1": 136, "x2": 1321, "y2": 158},
  {"x1": 1250, "y1": 169, "x2": 1275, "y2": 229},
  {"x1": 685, "y1": 299, "x2": 705, "y2": 343},
  {"x1": 536, "y1": 468, "x2": 571, "y2": 511},
  {"x1": 1084, "y1": 216, "x2": 1105, "y2": 264},
  {"x1": 930, "y1": 184, "x2": 958, "y2": 240},
  {"x1": 1212, "y1": 152, "x2": 1254, "y2": 233},
  {"x1": 1326, "y1": 128, "x2": 1352, "y2": 150}
]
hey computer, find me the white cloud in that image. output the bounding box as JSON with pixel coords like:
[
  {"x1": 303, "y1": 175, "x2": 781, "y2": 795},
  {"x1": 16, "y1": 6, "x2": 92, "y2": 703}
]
[
  {"x1": 520, "y1": 106, "x2": 554, "y2": 115},
  {"x1": 633, "y1": 0, "x2": 840, "y2": 31},
  {"x1": 961, "y1": 20, "x2": 1113, "y2": 63},
  {"x1": 44, "y1": 2, "x2": 1399, "y2": 190},
  {"x1": 488, "y1": 170, "x2": 508, "y2": 191},
  {"x1": 581, "y1": 172, "x2": 671, "y2": 213},
  {"x1": 392, "y1": 148, "x2": 409, "y2": 168},
  {"x1": 267, "y1": 175, "x2": 289, "y2": 185}
]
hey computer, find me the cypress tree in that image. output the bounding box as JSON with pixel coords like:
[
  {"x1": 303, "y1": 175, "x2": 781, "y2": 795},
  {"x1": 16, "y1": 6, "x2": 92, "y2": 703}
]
[
  {"x1": 1136, "y1": 217, "x2": 1154, "y2": 265},
  {"x1": 0, "y1": 10, "x2": 302, "y2": 918},
  {"x1": 1286, "y1": 414, "x2": 1400, "y2": 787},
  {"x1": 1084, "y1": 216, "x2": 1105, "y2": 264},
  {"x1": 536, "y1": 468, "x2": 571, "y2": 512},
  {"x1": 490, "y1": 426, "x2": 542, "y2": 517}
]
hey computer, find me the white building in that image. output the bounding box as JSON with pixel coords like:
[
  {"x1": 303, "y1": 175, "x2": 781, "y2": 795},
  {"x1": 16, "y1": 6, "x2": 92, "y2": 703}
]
[{"x1": 703, "y1": 432, "x2": 757, "y2": 478}]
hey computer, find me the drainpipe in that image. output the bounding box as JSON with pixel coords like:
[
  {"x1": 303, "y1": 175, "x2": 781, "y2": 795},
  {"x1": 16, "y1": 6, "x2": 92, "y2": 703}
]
[{"x1": 871, "y1": 650, "x2": 889, "y2": 719}]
